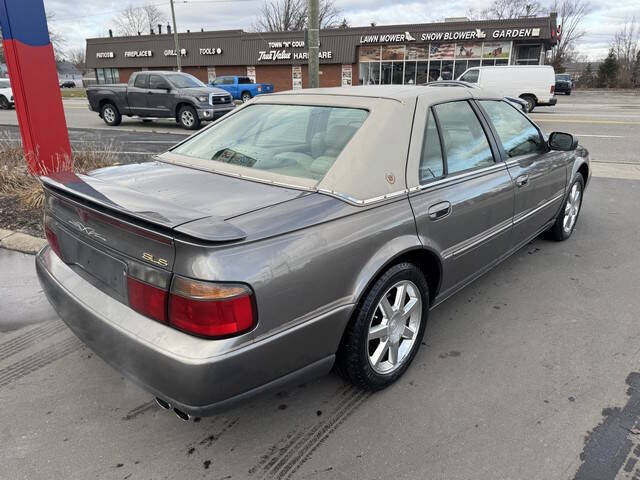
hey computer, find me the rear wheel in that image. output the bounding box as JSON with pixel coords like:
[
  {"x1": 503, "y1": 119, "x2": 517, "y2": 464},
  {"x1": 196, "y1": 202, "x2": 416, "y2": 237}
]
[
  {"x1": 567, "y1": 90, "x2": 572, "y2": 95},
  {"x1": 0, "y1": 96, "x2": 10, "y2": 110},
  {"x1": 178, "y1": 105, "x2": 200, "y2": 130},
  {"x1": 336, "y1": 262, "x2": 428, "y2": 391},
  {"x1": 520, "y1": 94, "x2": 536, "y2": 113},
  {"x1": 241, "y1": 91, "x2": 252, "y2": 103},
  {"x1": 545, "y1": 173, "x2": 584, "y2": 241},
  {"x1": 101, "y1": 103, "x2": 121, "y2": 126}
]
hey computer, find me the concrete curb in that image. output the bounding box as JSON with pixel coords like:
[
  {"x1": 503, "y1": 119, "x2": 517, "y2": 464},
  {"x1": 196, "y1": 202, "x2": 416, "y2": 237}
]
[{"x1": 0, "y1": 228, "x2": 46, "y2": 255}]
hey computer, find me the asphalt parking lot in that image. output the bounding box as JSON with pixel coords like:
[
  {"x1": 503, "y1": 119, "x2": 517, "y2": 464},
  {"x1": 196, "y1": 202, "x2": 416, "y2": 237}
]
[{"x1": 1, "y1": 90, "x2": 640, "y2": 480}]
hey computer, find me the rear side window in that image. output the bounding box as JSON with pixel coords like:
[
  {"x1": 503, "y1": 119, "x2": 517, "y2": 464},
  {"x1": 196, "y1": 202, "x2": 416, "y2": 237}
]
[
  {"x1": 459, "y1": 69, "x2": 479, "y2": 83},
  {"x1": 419, "y1": 113, "x2": 444, "y2": 183},
  {"x1": 134, "y1": 74, "x2": 148, "y2": 88},
  {"x1": 171, "y1": 104, "x2": 368, "y2": 181},
  {"x1": 237, "y1": 77, "x2": 252, "y2": 84},
  {"x1": 480, "y1": 100, "x2": 545, "y2": 157},
  {"x1": 433, "y1": 101, "x2": 494, "y2": 174}
]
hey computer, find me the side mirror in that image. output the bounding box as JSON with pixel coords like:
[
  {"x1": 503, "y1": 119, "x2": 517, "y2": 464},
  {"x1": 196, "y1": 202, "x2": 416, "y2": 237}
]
[{"x1": 548, "y1": 132, "x2": 578, "y2": 151}]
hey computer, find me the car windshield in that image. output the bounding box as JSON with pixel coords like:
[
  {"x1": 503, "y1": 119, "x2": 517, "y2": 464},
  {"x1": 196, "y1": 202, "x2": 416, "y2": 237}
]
[
  {"x1": 171, "y1": 104, "x2": 369, "y2": 181},
  {"x1": 166, "y1": 73, "x2": 206, "y2": 88},
  {"x1": 556, "y1": 74, "x2": 570, "y2": 81}
]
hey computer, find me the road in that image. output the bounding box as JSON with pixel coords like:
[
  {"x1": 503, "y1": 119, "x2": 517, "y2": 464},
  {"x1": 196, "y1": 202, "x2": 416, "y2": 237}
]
[{"x1": 1, "y1": 91, "x2": 640, "y2": 480}]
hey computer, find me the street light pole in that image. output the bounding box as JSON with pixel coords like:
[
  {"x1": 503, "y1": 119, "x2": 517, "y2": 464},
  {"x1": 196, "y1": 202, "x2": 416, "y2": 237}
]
[
  {"x1": 169, "y1": 0, "x2": 181, "y2": 71},
  {"x1": 308, "y1": 0, "x2": 319, "y2": 88}
]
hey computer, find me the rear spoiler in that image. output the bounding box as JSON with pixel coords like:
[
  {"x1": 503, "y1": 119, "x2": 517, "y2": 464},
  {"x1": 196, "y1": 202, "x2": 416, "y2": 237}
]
[{"x1": 41, "y1": 173, "x2": 247, "y2": 243}]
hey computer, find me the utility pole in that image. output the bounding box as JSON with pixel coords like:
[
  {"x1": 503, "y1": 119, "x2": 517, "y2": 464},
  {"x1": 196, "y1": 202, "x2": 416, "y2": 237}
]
[
  {"x1": 169, "y1": 0, "x2": 181, "y2": 71},
  {"x1": 308, "y1": 0, "x2": 319, "y2": 88}
]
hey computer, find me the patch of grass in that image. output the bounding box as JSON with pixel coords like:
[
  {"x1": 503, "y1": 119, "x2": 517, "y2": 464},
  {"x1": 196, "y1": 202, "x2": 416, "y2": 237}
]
[
  {"x1": 60, "y1": 88, "x2": 87, "y2": 98},
  {"x1": 0, "y1": 135, "x2": 119, "y2": 235}
]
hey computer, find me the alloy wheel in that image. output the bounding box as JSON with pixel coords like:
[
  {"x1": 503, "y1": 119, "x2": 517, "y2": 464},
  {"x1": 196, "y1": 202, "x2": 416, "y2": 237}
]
[
  {"x1": 103, "y1": 107, "x2": 115, "y2": 123},
  {"x1": 367, "y1": 280, "x2": 422, "y2": 375},
  {"x1": 563, "y1": 182, "x2": 582, "y2": 233},
  {"x1": 181, "y1": 110, "x2": 195, "y2": 127}
]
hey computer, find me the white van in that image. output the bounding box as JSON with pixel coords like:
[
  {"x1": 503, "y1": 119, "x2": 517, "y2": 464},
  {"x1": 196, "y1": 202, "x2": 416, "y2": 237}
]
[{"x1": 457, "y1": 65, "x2": 556, "y2": 112}]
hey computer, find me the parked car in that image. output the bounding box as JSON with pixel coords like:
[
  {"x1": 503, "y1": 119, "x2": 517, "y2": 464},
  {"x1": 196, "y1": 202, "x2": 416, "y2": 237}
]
[
  {"x1": 0, "y1": 78, "x2": 14, "y2": 109},
  {"x1": 86, "y1": 71, "x2": 235, "y2": 129},
  {"x1": 457, "y1": 65, "x2": 557, "y2": 112},
  {"x1": 37, "y1": 85, "x2": 590, "y2": 419},
  {"x1": 60, "y1": 81, "x2": 76, "y2": 88},
  {"x1": 209, "y1": 75, "x2": 274, "y2": 102},
  {"x1": 555, "y1": 73, "x2": 573, "y2": 95}
]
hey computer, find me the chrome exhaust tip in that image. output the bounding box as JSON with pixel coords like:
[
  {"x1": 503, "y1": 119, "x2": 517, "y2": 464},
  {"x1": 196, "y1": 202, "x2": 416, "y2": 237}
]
[
  {"x1": 173, "y1": 407, "x2": 190, "y2": 421},
  {"x1": 155, "y1": 397, "x2": 171, "y2": 410}
]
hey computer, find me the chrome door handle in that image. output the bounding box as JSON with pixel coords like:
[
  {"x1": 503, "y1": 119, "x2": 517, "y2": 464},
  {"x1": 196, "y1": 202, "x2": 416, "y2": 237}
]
[
  {"x1": 428, "y1": 201, "x2": 451, "y2": 221},
  {"x1": 515, "y1": 174, "x2": 529, "y2": 187}
]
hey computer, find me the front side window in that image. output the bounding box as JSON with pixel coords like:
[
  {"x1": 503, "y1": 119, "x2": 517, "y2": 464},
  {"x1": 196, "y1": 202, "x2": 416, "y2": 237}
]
[
  {"x1": 459, "y1": 69, "x2": 479, "y2": 83},
  {"x1": 149, "y1": 75, "x2": 170, "y2": 90},
  {"x1": 480, "y1": 100, "x2": 545, "y2": 157},
  {"x1": 419, "y1": 112, "x2": 444, "y2": 183},
  {"x1": 171, "y1": 104, "x2": 368, "y2": 181},
  {"x1": 433, "y1": 101, "x2": 494, "y2": 174}
]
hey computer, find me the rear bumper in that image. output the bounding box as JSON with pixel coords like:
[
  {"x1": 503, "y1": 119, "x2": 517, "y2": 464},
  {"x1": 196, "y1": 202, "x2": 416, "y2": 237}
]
[
  {"x1": 538, "y1": 97, "x2": 558, "y2": 106},
  {"x1": 555, "y1": 85, "x2": 571, "y2": 93},
  {"x1": 36, "y1": 247, "x2": 348, "y2": 415}
]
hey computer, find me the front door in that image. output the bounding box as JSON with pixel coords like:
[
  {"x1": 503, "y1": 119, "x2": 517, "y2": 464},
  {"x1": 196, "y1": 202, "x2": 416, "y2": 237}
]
[
  {"x1": 408, "y1": 99, "x2": 515, "y2": 301},
  {"x1": 477, "y1": 100, "x2": 567, "y2": 248}
]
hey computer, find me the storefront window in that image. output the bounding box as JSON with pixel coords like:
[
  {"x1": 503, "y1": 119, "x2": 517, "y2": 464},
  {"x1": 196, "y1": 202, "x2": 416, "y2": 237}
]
[
  {"x1": 416, "y1": 61, "x2": 429, "y2": 84},
  {"x1": 457, "y1": 42, "x2": 482, "y2": 59},
  {"x1": 454, "y1": 60, "x2": 468, "y2": 79},
  {"x1": 514, "y1": 44, "x2": 542, "y2": 65},
  {"x1": 482, "y1": 41, "x2": 511, "y2": 61},
  {"x1": 404, "y1": 62, "x2": 416, "y2": 84},
  {"x1": 96, "y1": 68, "x2": 105, "y2": 84},
  {"x1": 430, "y1": 43, "x2": 456, "y2": 60},
  {"x1": 441, "y1": 60, "x2": 454, "y2": 80},
  {"x1": 406, "y1": 45, "x2": 429, "y2": 60},
  {"x1": 359, "y1": 46, "x2": 381, "y2": 62},
  {"x1": 382, "y1": 45, "x2": 405, "y2": 61},
  {"x1": 95, "y1": 68, "x2": 119, "y2": 84}
]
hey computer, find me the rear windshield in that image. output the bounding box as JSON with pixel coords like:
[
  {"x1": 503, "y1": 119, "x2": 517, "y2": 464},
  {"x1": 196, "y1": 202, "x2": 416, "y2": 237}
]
[
  {"x1": 556, "y1": 74, "x2": 570, "y2": 80},
  {"x1": 0, "y1": 80, "x2": 10, "y2": 88},
  {"x1": 171, "y1": 104, "x2": 368, "y2": 181}
]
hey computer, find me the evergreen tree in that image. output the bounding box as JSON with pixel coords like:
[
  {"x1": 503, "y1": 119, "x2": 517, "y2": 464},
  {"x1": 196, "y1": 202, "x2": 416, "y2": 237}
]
[
  {"x1": 598, "y1": 49, "x2": 619, "y2": 88},
  {"x1": 580, "y1": 62, "x2": 594, "y2": 87}
]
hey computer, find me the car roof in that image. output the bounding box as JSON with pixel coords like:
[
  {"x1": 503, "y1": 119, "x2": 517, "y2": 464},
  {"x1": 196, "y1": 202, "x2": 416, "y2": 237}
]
[{"x1": 271, "y1": 85, "x2": 491, "y2": 104}]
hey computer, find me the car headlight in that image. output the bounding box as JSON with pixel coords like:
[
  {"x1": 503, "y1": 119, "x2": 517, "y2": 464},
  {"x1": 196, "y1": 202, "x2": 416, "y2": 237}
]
[{"x1": 196, "y1": 95, "x2": 209, "y2": 103}]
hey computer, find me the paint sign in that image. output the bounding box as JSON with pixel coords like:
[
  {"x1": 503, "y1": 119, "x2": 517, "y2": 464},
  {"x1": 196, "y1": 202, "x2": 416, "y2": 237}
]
[
  {"x1": 341, "y1": 65, "x2": 352, "y2": 86},
  {"x1": 292, "y1": 65, "x2": 302, "y2": 90},
  {"x1": 247, "y1": 65, "x2": 256, "y2": 83}
]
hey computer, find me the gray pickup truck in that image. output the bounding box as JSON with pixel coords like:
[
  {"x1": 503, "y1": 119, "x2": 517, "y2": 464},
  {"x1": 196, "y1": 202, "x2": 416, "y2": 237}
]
[{"x1": 87, "y1": 71, "x2": 235, "y2": 130}]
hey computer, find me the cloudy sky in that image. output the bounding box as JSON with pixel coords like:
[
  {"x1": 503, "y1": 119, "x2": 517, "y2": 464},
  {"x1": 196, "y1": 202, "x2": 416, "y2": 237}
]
[{"x1": 45, "y1": 0, "x2": 639, "y2": 61}]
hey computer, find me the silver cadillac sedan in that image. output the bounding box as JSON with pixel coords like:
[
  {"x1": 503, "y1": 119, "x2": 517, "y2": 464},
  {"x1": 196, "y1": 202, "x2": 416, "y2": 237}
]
[{"x1": 36, "y1": 85, "x2": 590, "y2": 419}]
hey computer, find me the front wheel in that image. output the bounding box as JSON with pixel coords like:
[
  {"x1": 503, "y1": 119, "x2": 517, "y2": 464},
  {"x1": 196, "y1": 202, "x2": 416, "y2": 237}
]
[
  {"x1": 101, "y1": 103, "x2": 121, "y2": 126},
  {"x1": 336, "y1": 262, "x2": 429, "y2": 391},
  {"x1": 178, "y1": 105, "x2": 200, "y2": 130},
  {"x1": 0, "y1": 96, "x2": 10, "y2": 110},
  {"x1": 545, "y1": 173, "x2": 584, "y2": 241}
]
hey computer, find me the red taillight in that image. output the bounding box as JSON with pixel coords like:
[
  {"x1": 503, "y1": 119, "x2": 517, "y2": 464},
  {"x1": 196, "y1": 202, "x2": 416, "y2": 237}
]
[
  {"x1": 168, "y1": 276, "x2": 255, "y2": 339},
  {"x1": 551, "y1": 85, "x2": 555, "y2": 94},
  {"x1": 257, "y1": 85, "x2": 262, "y2": 92},
  {"x1": 44, "y1": 225, "x2": 63, "y2": 259},
  {"x1": 127, "y1": 276, "x2": 168, "y2": 324}
]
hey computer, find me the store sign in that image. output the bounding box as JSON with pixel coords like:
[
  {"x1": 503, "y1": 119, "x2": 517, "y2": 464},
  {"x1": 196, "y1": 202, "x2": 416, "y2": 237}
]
[
  {"x1": 200, "y1": 47, "x2": 223, "y2": 55},
  {"x1": 124, "y1": 50, "x2": 152, "y2": 58},
  {"x1": 164, "y1": 48, "x2": 187, "y2": 57},
  {"x1": 421, "y1": 29, "x2": 486, "y2": 41},
  {"x1": 360, "y1": 32, "x2": 416, "y2": 44},
  {"x1": 492, "y1": 28, "x2": 540, "y2": 38},
  {"x1": 96, "y1": 51, "x2": 114, "y2": 59}
]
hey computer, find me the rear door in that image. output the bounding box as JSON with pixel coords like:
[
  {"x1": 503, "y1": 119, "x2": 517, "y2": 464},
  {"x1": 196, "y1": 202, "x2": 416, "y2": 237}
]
[
  {"x1": 477, "y1": 99, "x2": 566, "y2": 248},
  {"x1": 408, "y1": 99, "x2": 515, "y2": 301},
  {"x1": 127, "y1": 73, "x2": 150, "y2": 115},
  {"x1": 146, "y1": 74, "x2": 173, "y2": 117}
]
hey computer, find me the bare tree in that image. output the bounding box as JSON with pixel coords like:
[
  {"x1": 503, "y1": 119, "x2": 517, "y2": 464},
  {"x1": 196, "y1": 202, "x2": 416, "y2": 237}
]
[
  {"x1": 610, "y1": 18, "x2": 639, "y2": 87},
  {"x1": 253, "y1": 0, "x2": 342, "y2": 32},
  {"x1": 46, "y1": 12, "x2": 66, "y2": 59},
  {"x1": 547, "y1": 0, "x2": 591, "y2": 72},
  {"x1": 467, "y1": 0, "x2": 544, "y2": 20},
  {"x1": 66, "y1": 48, "x2": 86, "y2": 73},
  {"x1": 113, "y1": 3, "x2": 167, "y2": 36}
]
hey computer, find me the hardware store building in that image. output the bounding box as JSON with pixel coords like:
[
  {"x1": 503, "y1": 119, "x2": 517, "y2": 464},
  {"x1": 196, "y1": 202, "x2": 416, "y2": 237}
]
[{"x1": 86, "y1": 14, "x2": 558, "y2": 92}]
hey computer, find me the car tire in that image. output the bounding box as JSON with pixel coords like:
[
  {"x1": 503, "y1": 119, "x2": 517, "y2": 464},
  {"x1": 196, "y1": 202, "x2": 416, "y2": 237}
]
[
  {"x1": 567, "y1": 90, "x2": 572, "y2": 95},
  {"x1": 545, "y1": 173, "x2": 585, "y2": 241},
  {"x1": 336, "y1": 262, "x2": 429, "y2": 391},
  {"x1": 178, "y1": 105, "x2": 200, "y2": 130},
  {"x1": 520, "y1": 95, "x2": 536, "y2": 113},
  {"x1": 241, "y1": 91, "x2": 252, "y2": 103},
  {"x1": 101, "y1": 103, "x2": 121, "y2": 126},
  {"x1": 0, "y1": 96, "x2": 10, "y2": 110}
]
